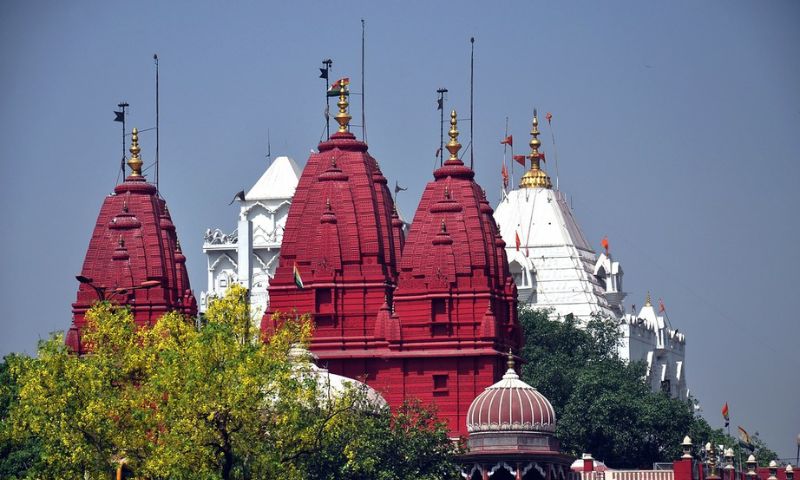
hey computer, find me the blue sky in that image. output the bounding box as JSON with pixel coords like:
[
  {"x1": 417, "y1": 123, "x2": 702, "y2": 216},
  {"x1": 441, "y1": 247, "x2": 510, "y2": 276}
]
[{"x1": 1, "y1": 0, "x2": 798, "y2": 461}]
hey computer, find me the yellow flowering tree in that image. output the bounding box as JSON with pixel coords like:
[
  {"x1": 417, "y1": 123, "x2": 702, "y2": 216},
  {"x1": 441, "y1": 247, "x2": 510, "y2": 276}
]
[{"x1": 6, "y1": 284, "x2": 459, "y2": 479}]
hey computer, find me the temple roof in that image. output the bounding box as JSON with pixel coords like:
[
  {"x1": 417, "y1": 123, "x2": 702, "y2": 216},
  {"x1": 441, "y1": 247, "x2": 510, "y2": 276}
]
[
  {"x1": 245, "y1": 156, "x2": 302, "y2": 201},
  {"x1": 67, "y1": 128, "x2": 196, "y2": 353},
  {"x1": 494, "y1": 113, "x2": 613, "y2": 321},
  {"x1": 394, "y1": 110, "x2": 519, "y2": 351},
  {"x1": 264, "y1": 87, "x2": 401, "y2": 346}
]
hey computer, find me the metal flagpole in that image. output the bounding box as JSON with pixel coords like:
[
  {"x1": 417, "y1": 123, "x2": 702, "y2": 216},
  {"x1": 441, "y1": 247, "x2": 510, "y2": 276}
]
[
  {"x1": 437, "y1": 88, "x2": 447, "y2": 167},
  {"x1": 361, "y1": 19, "x2": 367, "y2": 142},
  {"x1": 266, "y1": 129, "x2": 272, "y2": 166},
  {"x1": 321, "y1": 59, "x2": 332, "y2": 140},
  {"x1": 117, "y1": 102, "x2": 128, "y2": 178},
  {"x1": 154, "y1": 54, "x2": 160, "y2": 193},
  {"x1": 503, "y1": 116, "x2": 509, "y2": 194},
  {"x1": 469, "y1": 36, "x2": 475, "y2": 170}
]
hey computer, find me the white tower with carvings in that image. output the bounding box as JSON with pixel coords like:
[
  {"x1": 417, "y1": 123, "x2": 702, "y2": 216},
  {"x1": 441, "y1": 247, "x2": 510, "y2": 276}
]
[
  {"x1": 202, "y1": 156, "x2": 301, "y2": 320},
  {"x1": 492, "y1": 112, "x2": 687, "y2": 399}
]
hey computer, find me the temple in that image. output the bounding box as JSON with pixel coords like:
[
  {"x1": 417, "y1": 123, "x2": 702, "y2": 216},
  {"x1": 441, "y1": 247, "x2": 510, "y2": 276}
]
[
  {"x1": 67, "y1": 128, "x2": 197, "y2": 354},
  {"x1": 263, "y1": 83, "x2": 519, "y2": 436},
  {"x1": 493, "y1": 112, "x2": 687, "y2": 399},
  {"x1": 493, "y1": 113, "x2": 615, "y2": 322}
]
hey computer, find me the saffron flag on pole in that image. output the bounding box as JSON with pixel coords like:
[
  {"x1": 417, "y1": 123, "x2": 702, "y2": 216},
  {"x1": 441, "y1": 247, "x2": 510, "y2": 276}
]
[
  {"x1": 722, "y1": 402, "x2": 729, "y2": 427},
  {"x1": 659, "y1": 298, "x2": 666, "y2": 314},
  {"x1": 501, "y1": 163, "x2": 509, "y2": 189},
  {"x1": 513, "y1": 155, "x2": 526, "y2": 166},
  {"x1": 601, "y1": 236, "x2": 610, "y2": 254},
  {"x1": 293, "y1": 263, "x2": 304, "y2": 289},
  {"x1": 500, "y1": 135, "x2": 513, "y2": 147},
  {"x1": 515, "y1": 232, "x2": 521, "y2": 251},
  {"x1": 546, "y1": 112, "x2": 553, "y2": 124}
]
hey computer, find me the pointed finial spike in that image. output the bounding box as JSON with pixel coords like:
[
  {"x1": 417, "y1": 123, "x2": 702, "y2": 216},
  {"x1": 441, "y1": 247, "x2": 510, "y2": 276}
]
[
  {"x1": 127, "y1": 127, "x2": 143, "y2": 176},
  {"x1": 507, "y1": 348, "x2": 515, "y2": 371},
  {"x1": 519, "y1": 110, "x2": 552, "y2": 189},
  {"x1": 645, "y1": 292, "x2": 652, "y2": 306},
  {"x1": 445, "y1": 110, "x2": 462, "y2": 161},
  {"x1": 334, "y1": 81, "x2": 351, "y2": 133}
]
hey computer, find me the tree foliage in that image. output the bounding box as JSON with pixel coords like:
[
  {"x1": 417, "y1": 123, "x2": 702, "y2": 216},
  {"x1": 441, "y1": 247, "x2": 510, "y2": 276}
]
[
  {"x1": 5, "y1": 285, "x2": 459, "y2": 479},
  {"x1": 518, "y1": 308, "x2": 777, "y2": 469}
]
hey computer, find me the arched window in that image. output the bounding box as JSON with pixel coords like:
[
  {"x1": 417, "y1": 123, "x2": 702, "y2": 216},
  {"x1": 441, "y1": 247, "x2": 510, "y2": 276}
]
[{"x1": 509, "y1": 261, "x2": 529, "y2": 288}]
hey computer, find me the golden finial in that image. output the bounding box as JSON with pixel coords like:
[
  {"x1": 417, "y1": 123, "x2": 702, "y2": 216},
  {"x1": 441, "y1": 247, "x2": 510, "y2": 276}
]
[
  {"x1": 127, "y1": 128, "x2": 143, "y2": 176},
  {"x1": 445, "y1": 110, "x2": 461, "y2": 161},
  {"x1": 334, "y1": 84, "x2": 351, "y2": 133},
  {"x1": 645, "y1": 292, "x2": 652, "y2": 307},
  {"x1": 507, "y1": 348, "x2": 515, "y2": 371},
  {"x1": 519, "y1": 110, "x2": 552, "y2": 189}
]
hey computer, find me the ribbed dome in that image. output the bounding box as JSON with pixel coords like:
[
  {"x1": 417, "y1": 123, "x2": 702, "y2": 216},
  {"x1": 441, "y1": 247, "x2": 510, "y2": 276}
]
[{"x1": 466, "y1": 360, "x2": 556, "y2": 434}]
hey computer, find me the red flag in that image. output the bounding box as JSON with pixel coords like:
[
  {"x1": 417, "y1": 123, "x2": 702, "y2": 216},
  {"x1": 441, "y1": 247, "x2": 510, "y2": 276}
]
[
  {"x1": 658, "y1": 298, "x2": 666, "y2": 314},
  {"x1": 500, "y1": 135, "x2": 513, "y2": 147},
  {"x1": 515, "y1": 232, "x2": 521, "y2": 251},
  {"x1": 513, "y1": 155, "x2": 526, "y2": 166},
  {"x1": 546, "y1": 112, "x2": 553, "y2": 123},
  {"x1": 722, "y1": 402, "x2": 729, "y2": 423},
  {"x1": 501, "y1": 163, "x2": 509, "y2": 189},
  {"x1": 601, "y1": 236, "x2": 609, "y2": 253}
]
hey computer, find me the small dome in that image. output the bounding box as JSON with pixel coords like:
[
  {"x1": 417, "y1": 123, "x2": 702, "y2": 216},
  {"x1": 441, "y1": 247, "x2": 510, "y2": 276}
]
[
  {"x1": 288, "y1": 346, "x2": 387, "y2": 409},
  {"x1": 466, "y1": 358, "x2": 555, "y2": 434}
]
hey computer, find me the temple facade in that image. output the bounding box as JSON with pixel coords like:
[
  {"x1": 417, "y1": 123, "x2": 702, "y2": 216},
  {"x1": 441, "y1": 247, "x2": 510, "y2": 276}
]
[
  {"x1": 201, "y1": 155, "x2": 301, "y2": 320},
  {"x1": 67, "y1": 128, "x2": 197, "y2": 354},
  {"x1": 263, "y1": 88, "x2": 519, "y2": 437},
  {"x1": 492, "y1": 113, "x2": 687, "y2": 400}
]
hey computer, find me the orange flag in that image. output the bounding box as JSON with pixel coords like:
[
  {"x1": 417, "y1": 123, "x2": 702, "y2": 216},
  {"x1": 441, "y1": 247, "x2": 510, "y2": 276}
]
[
  {"x1": 601, "y1": 236, "x2": 609, "y2": 253},
  {"x1": 515, "y1": 232, "x2": 521, "y2": 251}
]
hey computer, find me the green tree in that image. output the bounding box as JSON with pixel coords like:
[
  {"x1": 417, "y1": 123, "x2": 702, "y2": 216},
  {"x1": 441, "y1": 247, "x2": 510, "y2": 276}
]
[
  {"x1": 6, "y1": 285, "x2": 459, "y2": 479},
  {"x1": 519, "y1": 308, "x2": 763, "y2": 468}
]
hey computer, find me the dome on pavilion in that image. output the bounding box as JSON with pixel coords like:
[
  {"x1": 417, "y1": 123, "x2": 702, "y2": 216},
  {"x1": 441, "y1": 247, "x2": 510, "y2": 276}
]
[{"x1": 466, "y1": 354, "x2": 556, "y2": 434}]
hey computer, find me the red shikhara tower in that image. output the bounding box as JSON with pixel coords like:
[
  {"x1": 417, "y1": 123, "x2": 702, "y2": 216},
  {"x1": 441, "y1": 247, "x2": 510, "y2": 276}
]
[
  {"x1": 66, "y1": 128, "x2": 197, "y2": 354},
  {"x1": 264, "y1": 83, "x2": 520, "y2": 437},
  {"x1": 263, "y1": 85, "x2": 401, "y2": 350},
  {"x1": 387, "y1": 110, "x2": 520, "y2": 435}
]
